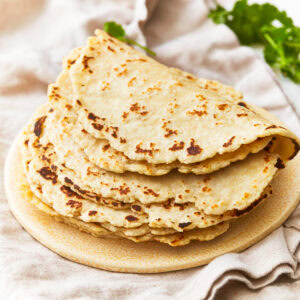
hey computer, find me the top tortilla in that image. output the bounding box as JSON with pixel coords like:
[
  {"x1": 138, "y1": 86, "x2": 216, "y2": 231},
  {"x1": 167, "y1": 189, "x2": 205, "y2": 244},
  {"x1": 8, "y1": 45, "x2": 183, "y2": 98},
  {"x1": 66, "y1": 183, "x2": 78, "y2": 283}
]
[{"x1": 62, "y1": 30, "x2": 299, "y2": 165}]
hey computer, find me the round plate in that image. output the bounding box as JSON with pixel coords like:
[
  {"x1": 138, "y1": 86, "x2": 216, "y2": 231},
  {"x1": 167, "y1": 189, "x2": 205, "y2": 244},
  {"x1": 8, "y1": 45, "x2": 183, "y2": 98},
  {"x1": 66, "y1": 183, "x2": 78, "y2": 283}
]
[{"x1": 4, "y1": 134, "x2": 300, "y2": 273}]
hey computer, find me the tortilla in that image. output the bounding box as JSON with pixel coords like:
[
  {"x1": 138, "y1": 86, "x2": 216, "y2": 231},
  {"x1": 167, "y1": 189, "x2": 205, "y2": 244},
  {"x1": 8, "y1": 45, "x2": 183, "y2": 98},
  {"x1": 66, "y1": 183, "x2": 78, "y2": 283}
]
[
  {"x1": 60, "y1": 30, "x2": 298, "y2": 166},
  {"x1": 25, "y1": 105, "x2": 279, "y2": 215}
]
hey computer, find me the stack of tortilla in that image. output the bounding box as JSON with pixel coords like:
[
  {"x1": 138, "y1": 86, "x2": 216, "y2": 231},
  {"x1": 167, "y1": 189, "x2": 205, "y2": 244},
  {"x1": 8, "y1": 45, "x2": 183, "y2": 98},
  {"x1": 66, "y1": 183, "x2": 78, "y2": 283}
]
[{"x1": 20, "y1": 30, "x2": 299, "y2": 246}]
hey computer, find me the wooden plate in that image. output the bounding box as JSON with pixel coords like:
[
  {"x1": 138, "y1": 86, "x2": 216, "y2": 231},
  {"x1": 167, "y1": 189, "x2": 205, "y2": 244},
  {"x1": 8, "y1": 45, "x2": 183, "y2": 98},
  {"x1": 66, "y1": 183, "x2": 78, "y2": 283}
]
[{"x1": 4, "y1": 133, "x2": 300, "y2": 273}]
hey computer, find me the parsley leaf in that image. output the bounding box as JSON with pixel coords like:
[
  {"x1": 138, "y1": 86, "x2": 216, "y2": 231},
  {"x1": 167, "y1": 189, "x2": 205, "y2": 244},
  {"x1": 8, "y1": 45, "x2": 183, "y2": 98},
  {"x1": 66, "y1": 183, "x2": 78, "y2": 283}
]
[
  {"x1": 208, "y1": 0, "x2": 300, "y2": 83},
  {"x1": 104, "y1": 21, "x2": 156, "y2": 56}
]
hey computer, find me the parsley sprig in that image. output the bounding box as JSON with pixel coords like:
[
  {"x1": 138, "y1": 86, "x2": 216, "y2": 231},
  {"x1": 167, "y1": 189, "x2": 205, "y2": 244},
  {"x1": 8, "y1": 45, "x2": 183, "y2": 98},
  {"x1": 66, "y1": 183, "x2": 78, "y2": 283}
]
[
  {"x1": 104, "y1": 21, "x2": 156, "y2": 56},
  {"x1": 209, "y1": 0, "x2": 300, "y2": 83}
]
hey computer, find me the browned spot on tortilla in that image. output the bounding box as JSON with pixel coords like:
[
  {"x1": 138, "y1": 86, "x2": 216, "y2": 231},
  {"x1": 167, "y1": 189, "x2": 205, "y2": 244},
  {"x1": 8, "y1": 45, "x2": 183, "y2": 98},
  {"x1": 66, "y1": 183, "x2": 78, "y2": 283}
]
[
  {"x1": 111, "y1": 185, "x2": 130, "y2": 195},
  {"x1": 66, "y1": 200, "x2": 82, "y2": 209},
  {"x1": 178, "y1": 222, "x2": 192, "y2": 228},
  {"x1": 120, "y1": 138, "x2": 126, "y2": 143},
  {"x1": 144, "y1": 188, "x2": 159, "y2": 197},
  {"x1": 81, "y1": 129, "x2": 88, "y2": 134},
  {"x1": 265, "y1": 125, "x2": 278, "y2": 130},
  {"x1": 288, "y1": 139, "x2": 300, "y2": 160},
  {"x1": 218, "y1": 104, "x2": 228, "y2": 111},
  {"x1": 231, "y1": 193, "x2": 268, "y2": 217},
  {"x1": 122, "y1": 112, "x2": 129, "y2": 120},
  {"x1": 164, "y1": 128, "x2": 178, "y2": 138},
  {"x1": 82, "y1": 56, "x2": 94, "y2": 73},
  {"x1": 237, "y1": 102, "x2": 248, "y2": 109},
  {"x1": 60, "y1": 185, "x2": 83, "y2": 199},
  {"x1": 92, "y1": 123, "x2": 104, "y2": 131},
  {"x1": 264, "y1": 155, "x2": 270, "y2": 163},
  {"x1": 169, "y1": 141, "x2": 185, "y2": 151},
  {"x1": 88, "y1": 210, "x2": 97, "y2": 216},
  {"x1": 24, "y1": 139, "x2": 29, "y2": 146},
  {"x1": 187, "y1": 109, "x2": 207, "y2": 117},
  {"x1": 202, "y1": 186, "x2": 212, "y2": 192},
  {"x1": 34, "y1": 116, "x2": 47, "y2": 137},
  {"x1": 125, "y1": 215, "x2": 138, "y2": 222},
  {"x1": 263, "y1": 166, "x2": 269, "y2": 173},
  {"x1": 131, "y1": 205, "x2": 142, "y2": 212},
  {"x1": 275, "y1": 158, "x2": 285, "y2": 169},
  {"x1": 88, "y1": 113, "x2": 99, "y2": 121},
  {"x1": 76, "y1": 100, "x2": 82, "y2": 106},
  {"x1": 65, "y1": 104, "x2": 72, "y2": 111},
  {"x1": 187, "y1": 139, "x2": 202, "y2": 155},
  {"x1": 64, "y1": 177, "x2": 73, "y2": 185},
  {"x1": 102, "y1": 144, "x2": 110, "y2": 152},
  {"x1": 135, "y1": 143, "x2": 156, "y2": 156},
  {"x1": 237, "y1": 113, "x2": 248, "y2": 117},
  {"x1": 223, "y1": 136, "x2": 235, "y2": 148},
  {"x1": 37, "y1": 167, "x2": 57, "y2": 184},
  {"x1": 107, "y1": 45, "x2": 115, "y2": 52}
]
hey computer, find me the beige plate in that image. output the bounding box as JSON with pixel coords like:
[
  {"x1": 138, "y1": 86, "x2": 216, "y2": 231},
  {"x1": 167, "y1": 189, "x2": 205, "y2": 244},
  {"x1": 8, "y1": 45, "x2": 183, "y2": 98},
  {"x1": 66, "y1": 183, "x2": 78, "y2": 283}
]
[{"x1": 4, "y1": 133, "x2": 300, "y2": 273}]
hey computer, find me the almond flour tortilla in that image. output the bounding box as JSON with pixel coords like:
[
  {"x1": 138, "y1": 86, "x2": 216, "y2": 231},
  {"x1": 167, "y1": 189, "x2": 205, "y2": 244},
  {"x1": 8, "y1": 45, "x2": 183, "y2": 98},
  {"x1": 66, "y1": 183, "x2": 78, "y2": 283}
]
[
  {"x1": 21, "y1": 183, "x2": 229, "y2": 246},
  {"x1": 22, "y1": 105, "x2": 276, "y2": 230},
  {"x1": 48, "y1": 45, "x2": 298, "y2": 177},
  {"x1": 28, "y1": 105, "x2": 280, "y2": 214},
  {"x1": 49, "y1": 72, "x2": 272, "y2": 176},
  {"x1": 63, "y1": 30, "x2": 299, "y2": 166}
]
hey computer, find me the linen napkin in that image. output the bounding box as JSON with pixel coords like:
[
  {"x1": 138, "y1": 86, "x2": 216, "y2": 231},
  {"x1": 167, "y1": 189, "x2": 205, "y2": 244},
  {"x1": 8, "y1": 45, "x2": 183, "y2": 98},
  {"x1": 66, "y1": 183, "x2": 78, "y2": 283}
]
[{"x1": 0, "y1": 0, "x2": 299, "y2": 299}]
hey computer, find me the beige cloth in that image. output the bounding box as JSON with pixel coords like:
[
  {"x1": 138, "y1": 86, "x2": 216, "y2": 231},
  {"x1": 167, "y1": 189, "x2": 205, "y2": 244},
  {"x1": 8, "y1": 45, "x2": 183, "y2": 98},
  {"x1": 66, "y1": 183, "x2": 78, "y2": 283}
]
[{"x1": 0, "y1": 0, "x2": 299, "y2": 299}]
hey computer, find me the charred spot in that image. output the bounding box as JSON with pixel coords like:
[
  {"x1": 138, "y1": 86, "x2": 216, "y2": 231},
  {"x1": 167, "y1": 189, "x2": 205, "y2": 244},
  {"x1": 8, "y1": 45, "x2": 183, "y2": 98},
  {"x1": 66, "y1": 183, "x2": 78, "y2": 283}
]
[
  {"x1": 275, "y1": 158, "x2": 285, "y2": 169},
  {"x1": 107, "y1": 46, "x2": 115, "y2": 53},
  {"x1": 120, "y1": 137, "x2": 126, "y2": 143},
  {"x1": 169, "y1": 141, "x2": 185, "y2": 151},
  {"x1": 102, "y1": 144, "x2": 110, "y2": 152},
  {"x1": 288, "y1": 139, "x2": 300, "y2": 160},
  {"x1": 231, "y1": 193, "x2": 268, "y2": 217},
  {"x1": 122, "y1": 112, "x2": 129, "y2": 120},
  {"x1": 49, "y1": 108, "x2": 54, "y2": 113},
  {"x1": 81, "y1": 129, "x2": 88, "y2": 134},
  {"x1": 111, "y1": 127, "x2": 118, "y2": 138},
  {"x1": 41, "y1": 155, "x2": 50, "y2": 163},
  {"x1": 178, "y1": 222, "x2": 192, "y2": 228},
  {"x1": 131, "y1": 205, "x2": 142, "y2": 212},
  {"x1": 187, "y1": 109, "x2": 207, "y2": 117},
  {"x1": 237, "y1": 113, "x2": 248, "y2": 117},
  {"x1": 203, "y1": 175, "x2": 211, "y2": 183},
  {"x1": 34, "y1": 116, "x2": 47, "y2": 137},
  {"x1": 37, "y1": 167, "x2": 57, "y2": 184},
  {"x1": 218, "y1": 104, "x2": 228, "y2": 111},
  {"x1": 24, "y1": 139, "x2": 29, "y2": 146},
  {"x1": 65, "y1": 104, "x2": 72, "y2": 111},
  {"x1": 88, "y1": 113, "x2": 99, "y2": 121},
  {"x1": 88, "y1": 210, "x2": 97, "y2": 216},
  {"x1": 223, "y1": 136, "x2": 235, "y2": 148},
  {"x1": 50, "y1": 165, "x2": 57, "y2": 172},
  {"x1": 174, "y1": 203, "x2": 185, "y2": 211},
  {"x1": 60, "y1": 185, "x2": 83, "y2": 199},
  {"x1": 125, "y1": 215, "x2": 138, "y2": 222},
  {"x1": 92, "y1": 123, "x2": 104, "y2": 131},
  {"x1": 64, "y1": 177, "x2": 73, "y2": 185},
  {"x1": 265, "y1": 125, "x2": 278, "y2": 130},
  {"x1": 66, "y1": 200, "x2": 82, "y2": 209},
  {"x1": 111, "y1": 185, "x2": 130, "y2": 195},
  {"x1": 237, "y1": 102, "x2": 248, "y2": 109},
  {"x1": 76, "y1": 100, "x2": 82, "y2": 106},
  {"x1": 82, "y1": 55, "x2": 94, "y2": 73},
  {"x1": 143, "y1": 188, "x2": 159, "y2": 197},
  {"x1": 187, "y1": 139, "x2": 202, "y2": 155},
  {"x1": 163, "y1": 198, "x2": 174, "y2": 209},
  {"x1": 202, "y1": 186, "x2": 212, "y2": 192},
  {"x1": 135, "y1": 144, "x2": 153, "y2": 156},
  {"x1": 164, "y1": 128, "x2": 178, "y2": 138}
]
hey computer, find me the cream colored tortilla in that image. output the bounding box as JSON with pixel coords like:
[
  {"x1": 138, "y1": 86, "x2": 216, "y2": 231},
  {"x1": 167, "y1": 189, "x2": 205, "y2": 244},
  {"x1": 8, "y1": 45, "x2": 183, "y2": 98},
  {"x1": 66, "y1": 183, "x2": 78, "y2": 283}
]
[
  {"x1": 25, "y1": 105, "x2": 280, "y2": 216},
  {"x1": 60, "y1": 30, "x2": 298, "y2": 166},
  {"x1": 21, "y1": 105, "x2": 274, "y2": 236},
  {"x1": 21, "y1": 178, "x2": 230, "y2": 246},
  {"x1": 50, "y1": 68, "x2": 272, "y2": 176}
]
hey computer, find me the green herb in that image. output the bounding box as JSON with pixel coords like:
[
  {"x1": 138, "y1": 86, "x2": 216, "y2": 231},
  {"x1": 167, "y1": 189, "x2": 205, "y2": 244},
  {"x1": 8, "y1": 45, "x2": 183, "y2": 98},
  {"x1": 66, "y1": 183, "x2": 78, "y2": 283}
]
[
  {"x1": 104, "y1": 21, "x2": 156, "y2": 56},
  {"x1": 208, "y1": 0, "x2": 300, "y2": 83}
]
